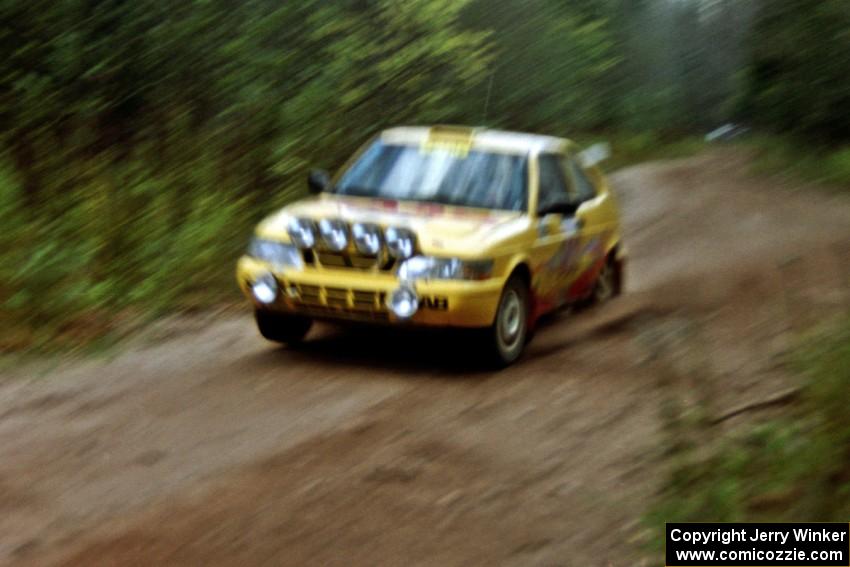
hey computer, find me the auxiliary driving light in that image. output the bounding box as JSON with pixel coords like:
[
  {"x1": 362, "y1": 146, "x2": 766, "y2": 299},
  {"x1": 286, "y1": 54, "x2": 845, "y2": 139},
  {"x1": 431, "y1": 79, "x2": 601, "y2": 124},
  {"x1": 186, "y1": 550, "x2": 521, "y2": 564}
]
[
  {"x1": 385, "y1": 227, "x2": 416, "y2": 259},
  {"x1": 387, "y1": 285, "x2": 419, "y2": 319},
  {"x1": 352, "y1": 222, "x2": 383, "y2": 256},
  {"x1": 319, "y1": 219, "x2": 349, "y2": 251},
  {"x1": 287, "y1": 217, "x2": 317, "y2": 249},
  {"x1": 252, "y1": 273, "x2": 278, "y2": 304}
]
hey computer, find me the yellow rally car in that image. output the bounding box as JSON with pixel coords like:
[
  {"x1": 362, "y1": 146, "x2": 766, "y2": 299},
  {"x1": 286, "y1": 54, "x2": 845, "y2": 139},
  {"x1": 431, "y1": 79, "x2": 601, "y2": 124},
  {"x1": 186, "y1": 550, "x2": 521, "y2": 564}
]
[{"x1": 237, "y1": 125, "x2": 625, "y2": 366}]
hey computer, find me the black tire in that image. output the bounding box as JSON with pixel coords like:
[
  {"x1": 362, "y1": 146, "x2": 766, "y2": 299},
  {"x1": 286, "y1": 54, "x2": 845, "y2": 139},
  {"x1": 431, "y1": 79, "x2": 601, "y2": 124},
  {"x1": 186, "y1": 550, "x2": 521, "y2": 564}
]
[
  {"x1": 481, "y1": 274, "x2": 530, "y2": 368},
  {"x1": 255, "y1": 310, "x2": 313, "y2": 344}
]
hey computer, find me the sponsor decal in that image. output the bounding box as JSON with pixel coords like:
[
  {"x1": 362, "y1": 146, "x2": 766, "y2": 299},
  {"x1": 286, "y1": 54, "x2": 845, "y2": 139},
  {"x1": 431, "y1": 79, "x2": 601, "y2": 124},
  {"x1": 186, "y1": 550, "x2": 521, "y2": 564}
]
[
  {"x1": 544, "y1": 237, "x2": 583, "y2": 274},
  {"x1": 336, "y1": 197, "x2": 504, "y2": 222},
  {"x1": 534, "y1": 229, "x2": 614, "y2": 305},
  {"x1": 422, "y1": 296, "x2": 449, "y2": 311},
  {"x1": 419, "y1": 139, "x2": 472, "y2": 157}
]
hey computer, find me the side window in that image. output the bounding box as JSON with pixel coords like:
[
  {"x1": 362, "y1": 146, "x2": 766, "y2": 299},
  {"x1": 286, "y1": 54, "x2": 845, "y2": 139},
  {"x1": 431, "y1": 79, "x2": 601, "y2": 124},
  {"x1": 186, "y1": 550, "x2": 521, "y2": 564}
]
[
  {"x1": 566, "y1": 156, "x2": 597, "y2": 202},
  {"x1": 537, "y1": 154, "x2": 572, "y2": 212}
]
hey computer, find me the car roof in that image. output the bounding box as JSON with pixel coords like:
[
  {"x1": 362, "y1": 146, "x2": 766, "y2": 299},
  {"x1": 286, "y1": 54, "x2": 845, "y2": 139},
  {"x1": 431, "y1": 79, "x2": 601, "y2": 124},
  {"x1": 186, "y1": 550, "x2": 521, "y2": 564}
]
[{"x1": 380, "y1": 125, "x2": 571, "y2": 155}]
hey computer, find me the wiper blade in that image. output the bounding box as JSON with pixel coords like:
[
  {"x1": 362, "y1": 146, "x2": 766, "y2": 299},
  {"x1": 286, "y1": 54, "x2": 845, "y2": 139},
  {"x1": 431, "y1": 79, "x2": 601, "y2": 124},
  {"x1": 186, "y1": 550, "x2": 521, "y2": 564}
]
[
  {"x1": 337, "y1": 185, "x2": 378, "y2": 197},
  {"x1": 427, "y1": 194, "x2": 464, "y2": 207}
]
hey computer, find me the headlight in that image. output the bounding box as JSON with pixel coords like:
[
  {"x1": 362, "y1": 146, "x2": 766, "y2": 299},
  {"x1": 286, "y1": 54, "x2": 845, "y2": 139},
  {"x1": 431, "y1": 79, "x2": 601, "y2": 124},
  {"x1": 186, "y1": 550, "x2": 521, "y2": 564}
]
[
  {"x1": 287, "y1": 217, "x2": 317, "y2": 249},
  {"x1": 318, "y1": 219, "x2": 349, "y2": 251},
  {"x1": 398, "y1": 256, "x2": 493, "y2": 281},
  {"x1": 385, "y1": 227, "x2": 416, "y2": 259},
  {"x1": 251, "y1": 272, "x2": 278, "y2": 304},
  {"x1": 247, "y1": 238, "x2": 304, "y2": 269},
  {"x1": 351, "y1": 223, "x2": 383, "y2": 256},
  {"x1": 387, "y1": 285, "x2": 418, "y2": 319}
]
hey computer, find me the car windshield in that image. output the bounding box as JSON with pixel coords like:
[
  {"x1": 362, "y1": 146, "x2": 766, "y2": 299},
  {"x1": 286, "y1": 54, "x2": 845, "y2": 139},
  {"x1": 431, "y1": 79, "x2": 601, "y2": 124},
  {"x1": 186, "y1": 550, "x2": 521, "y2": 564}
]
[{"x1": 333, "y1": 140, "x2": 528, "y2": 211}]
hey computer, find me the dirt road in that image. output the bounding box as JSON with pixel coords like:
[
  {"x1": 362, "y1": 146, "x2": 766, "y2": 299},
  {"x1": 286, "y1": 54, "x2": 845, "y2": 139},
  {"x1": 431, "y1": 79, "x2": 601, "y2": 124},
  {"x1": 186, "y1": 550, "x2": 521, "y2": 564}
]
[{"x1": 1, "y1": 150, "x2": 849, "y2": 566}]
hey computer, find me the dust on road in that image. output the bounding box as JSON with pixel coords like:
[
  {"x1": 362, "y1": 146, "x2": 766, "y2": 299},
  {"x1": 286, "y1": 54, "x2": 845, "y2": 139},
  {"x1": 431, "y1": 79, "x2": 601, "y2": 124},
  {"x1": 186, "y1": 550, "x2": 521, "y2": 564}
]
[{"x1": 1, "y1": 150, "x2": 849, "y2": 566}]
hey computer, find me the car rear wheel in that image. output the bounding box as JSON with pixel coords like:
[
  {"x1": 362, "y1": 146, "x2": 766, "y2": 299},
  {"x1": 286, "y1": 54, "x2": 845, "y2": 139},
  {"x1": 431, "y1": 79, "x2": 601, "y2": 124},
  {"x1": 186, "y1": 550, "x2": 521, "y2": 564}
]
[
  {"x1": 482, "y1": 274, "x2": 529, "y2": 368},
  {"x1": 577, "y1": 253, "x2": 622, "y2": 309},
  {"x1": 593, "y1": 255, "x2": 618, "y2": 303},
  {"x1": 255, "y1": 310, "x2": 313, "y2": 344}
]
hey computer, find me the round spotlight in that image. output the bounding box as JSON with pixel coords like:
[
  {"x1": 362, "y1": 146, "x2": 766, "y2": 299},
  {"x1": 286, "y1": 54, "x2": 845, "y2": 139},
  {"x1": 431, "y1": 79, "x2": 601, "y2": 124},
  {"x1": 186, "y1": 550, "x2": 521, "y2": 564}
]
[
  {"x1": 252, "y1": 273, "x2": 278, "y2": 304},
  {"x1": 352, "y1": 223, "x2": 383, "y2": 256},
  {"x1": 385, "y1": 227, "x2": 416, "y2": 259},
  {"x1": 287, "y1": 218, "x2": 317, "y2": 249},
  {"x1": 387, "y1": 285, "x2": 419, "y2": 319},
  {"x1": 319, "y1": 219, "x2": 349, "y2": 251}
]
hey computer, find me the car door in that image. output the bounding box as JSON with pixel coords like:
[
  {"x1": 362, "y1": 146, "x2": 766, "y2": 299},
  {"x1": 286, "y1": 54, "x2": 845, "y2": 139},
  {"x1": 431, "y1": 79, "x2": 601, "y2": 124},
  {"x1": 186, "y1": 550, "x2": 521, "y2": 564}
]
[
  {"x1": 560, "y1": 153, "x2": 609, "y2": 299},
  {"x1": 531, "y1": 153, "x2": 585, "y2": 312}
]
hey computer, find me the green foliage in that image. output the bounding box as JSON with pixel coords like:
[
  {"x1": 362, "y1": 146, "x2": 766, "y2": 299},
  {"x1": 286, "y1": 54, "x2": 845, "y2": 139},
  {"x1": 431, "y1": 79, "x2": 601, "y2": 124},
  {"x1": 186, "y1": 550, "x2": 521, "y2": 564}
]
[
  {"x1": 605, "y1": 132, "x2": 706, "y2": 169},
  {"x1": 459, "y1": 0, "x2": 621, "y2": 131},
  {"x1": 0, "y1": 148, "x2": 260, "y2": 349},
  {"x1": 743, "y1": 0, "x2": 850, "y2": 142},
  {"x1": 750, "y1": 135, "x2": 850, "y2": 189}
]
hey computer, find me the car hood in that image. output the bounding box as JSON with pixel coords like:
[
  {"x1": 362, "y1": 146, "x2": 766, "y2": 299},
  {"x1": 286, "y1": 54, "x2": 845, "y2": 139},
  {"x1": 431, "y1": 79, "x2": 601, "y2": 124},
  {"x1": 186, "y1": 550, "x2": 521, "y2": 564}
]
[{"x1": 256, "y1": 194, "x2": 528, "y2": 256}]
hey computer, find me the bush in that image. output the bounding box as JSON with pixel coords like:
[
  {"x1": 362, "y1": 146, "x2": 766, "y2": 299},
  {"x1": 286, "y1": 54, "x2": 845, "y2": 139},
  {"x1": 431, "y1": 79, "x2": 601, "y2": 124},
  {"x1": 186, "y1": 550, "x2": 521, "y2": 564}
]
[{"x1": 751, "y1": 136, "x2": 850, "y2": 190}]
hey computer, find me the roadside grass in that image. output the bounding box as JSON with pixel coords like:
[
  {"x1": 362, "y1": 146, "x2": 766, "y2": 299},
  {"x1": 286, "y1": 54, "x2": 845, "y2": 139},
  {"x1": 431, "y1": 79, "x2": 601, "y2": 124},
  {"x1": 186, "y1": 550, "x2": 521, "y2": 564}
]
[
  {"x1": 644, "y1": 315, "x2": 850, "y2": 554},
  {"x1": 579, "y1": 131, "x2": 707, "y2": 171},
  {"x1": 0, "y1": 153, "x2": 276, "y2": 356},
  {"x1": 748, "y1": 135, "x2": 850, "y2": 191}
]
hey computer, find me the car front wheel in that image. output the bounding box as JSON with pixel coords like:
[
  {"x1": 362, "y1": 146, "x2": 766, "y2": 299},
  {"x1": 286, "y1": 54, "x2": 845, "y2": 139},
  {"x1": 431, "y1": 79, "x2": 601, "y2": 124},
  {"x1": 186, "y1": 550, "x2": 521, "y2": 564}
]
[
  {"x1": 255, "y1": 310, "x2": 313, "y2": 344},
  {"x1": 482, "y1": 274, "x2": 529, "y2": 368}
]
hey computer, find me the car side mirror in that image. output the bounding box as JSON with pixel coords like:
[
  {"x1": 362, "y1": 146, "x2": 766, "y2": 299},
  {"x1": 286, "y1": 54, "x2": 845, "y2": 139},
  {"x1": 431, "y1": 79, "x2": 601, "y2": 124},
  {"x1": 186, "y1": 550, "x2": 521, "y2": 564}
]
[
  {"x1": 539, "y1": 211, "x2": 584, "y2": 237},
  {"x1": 307, "y1": 169, "x2": 331, "y2": 195},
  {"x1": 539, "y1": 213, "x2": 562, "y2": 236},
  {"x1": 577, "y1": 142, "x2": 611, "y2": 167}
]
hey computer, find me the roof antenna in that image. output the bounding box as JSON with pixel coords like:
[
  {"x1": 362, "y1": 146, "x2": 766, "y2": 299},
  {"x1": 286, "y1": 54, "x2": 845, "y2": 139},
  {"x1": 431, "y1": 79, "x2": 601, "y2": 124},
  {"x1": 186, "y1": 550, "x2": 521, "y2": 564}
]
[{"x1": 482, "y1": 72, "x2": 494, "y2": 126}]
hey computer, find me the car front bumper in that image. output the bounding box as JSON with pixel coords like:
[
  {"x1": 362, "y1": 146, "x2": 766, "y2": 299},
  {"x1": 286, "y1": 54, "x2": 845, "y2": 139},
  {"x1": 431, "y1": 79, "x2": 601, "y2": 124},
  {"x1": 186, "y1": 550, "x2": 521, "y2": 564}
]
[{"x1": 236, "y1": 257, "x2": 504, "y2": 328}]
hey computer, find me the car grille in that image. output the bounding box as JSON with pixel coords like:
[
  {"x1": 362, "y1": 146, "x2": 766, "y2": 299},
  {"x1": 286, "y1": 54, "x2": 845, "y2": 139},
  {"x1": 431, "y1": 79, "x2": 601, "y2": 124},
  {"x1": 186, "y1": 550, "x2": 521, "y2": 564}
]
[
  {"x1": 303, "y1": 250, "x2": 397, "y2": 272},
  {"x1": 287, "y1": 283, "x2": 390, "y2": 322}
]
